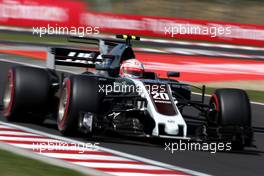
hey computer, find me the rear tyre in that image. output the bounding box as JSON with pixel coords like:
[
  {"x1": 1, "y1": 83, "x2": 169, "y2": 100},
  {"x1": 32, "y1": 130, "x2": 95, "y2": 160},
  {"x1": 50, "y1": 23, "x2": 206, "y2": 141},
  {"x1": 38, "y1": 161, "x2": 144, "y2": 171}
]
[
  {"x1": 3, "y1": 66, "x2": 52, "y2": 122},
  {"x1": 208, "y1": 88, "x2": 253, "y2": 149},
  {"x1": 57, "y1": 75, "x2": 100, "y2": 136}
]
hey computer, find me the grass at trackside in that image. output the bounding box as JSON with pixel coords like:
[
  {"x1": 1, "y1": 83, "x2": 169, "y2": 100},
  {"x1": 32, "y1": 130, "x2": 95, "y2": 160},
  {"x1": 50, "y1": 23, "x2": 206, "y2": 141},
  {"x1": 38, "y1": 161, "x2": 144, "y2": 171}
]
[
  {"x1": 245, "y1": 90, "x2": 264, "y2": 103},
  {"x1": 0, "y1": 31, "x2": 164, "y2": 49},
  {"x1": 1, "y1": 31, "x2": 261, "y2": 50},
  {"x1": 0, "y1": 32, "x2": 69, "y2": 45},
  {"x1": 0, "y1": 31, "x2": 160, "y2": 50},
  {"x1": 195, "y1": 87, "x2": 264, "y2": 103},
  {"x1": 0, "y1": 149, "x2": 88, "y2": 176}
]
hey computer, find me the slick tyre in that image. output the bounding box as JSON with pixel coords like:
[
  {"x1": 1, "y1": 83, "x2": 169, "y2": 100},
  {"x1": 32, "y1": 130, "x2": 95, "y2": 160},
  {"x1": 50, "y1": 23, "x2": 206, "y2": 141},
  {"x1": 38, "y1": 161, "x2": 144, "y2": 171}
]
[
  {"x1": 57, "y1": 75, "x2": 100, "y2": 136},
  {"x1": 3, "y1": 66, "x2": 52, "y2": 122},
  {"x1": 208, "y1": 88, "x2": 253, "y2": 149}
]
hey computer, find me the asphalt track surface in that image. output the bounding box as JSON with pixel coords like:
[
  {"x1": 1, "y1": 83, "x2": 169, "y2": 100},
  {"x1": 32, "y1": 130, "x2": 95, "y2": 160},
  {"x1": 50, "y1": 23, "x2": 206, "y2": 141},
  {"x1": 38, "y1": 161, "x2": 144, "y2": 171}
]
[{"x1": 0, "y1": 58, "x2": 264, "y2": 176}]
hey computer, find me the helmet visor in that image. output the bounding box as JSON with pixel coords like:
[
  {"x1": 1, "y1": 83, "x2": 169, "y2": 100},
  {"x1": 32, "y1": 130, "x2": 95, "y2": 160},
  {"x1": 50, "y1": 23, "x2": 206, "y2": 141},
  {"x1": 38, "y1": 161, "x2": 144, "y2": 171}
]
[{"x1": 123, "y1": 68, "x2": 143, "y2": 78}]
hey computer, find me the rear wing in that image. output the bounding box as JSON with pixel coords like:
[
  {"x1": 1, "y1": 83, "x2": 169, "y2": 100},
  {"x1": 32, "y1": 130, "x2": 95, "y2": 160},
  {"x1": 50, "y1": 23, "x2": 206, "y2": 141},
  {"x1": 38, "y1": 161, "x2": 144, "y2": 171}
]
[
  {"x1": 68, "y1": 36, "x2": 124, "y2": 54},
  {"x1": 46, "y1": 35, "x2": 140, "y2": 69},
  {"x1": 47, "y1": 48, "x2": 101, "y2": 69}
]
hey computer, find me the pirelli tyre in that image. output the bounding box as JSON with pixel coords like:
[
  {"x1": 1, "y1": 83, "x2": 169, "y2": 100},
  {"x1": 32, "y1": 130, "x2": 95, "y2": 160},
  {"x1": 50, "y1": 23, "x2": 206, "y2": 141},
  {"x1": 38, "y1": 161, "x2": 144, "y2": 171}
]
[
  {"x1": 57, "y1": 75, "x2": 100, "y2": 136},
  {"x1": 208, "y1": 88, "x2": 253, "y2": 149},
  {"x1": 3, "y1": 66, "x2": 52, "y2": 122}
]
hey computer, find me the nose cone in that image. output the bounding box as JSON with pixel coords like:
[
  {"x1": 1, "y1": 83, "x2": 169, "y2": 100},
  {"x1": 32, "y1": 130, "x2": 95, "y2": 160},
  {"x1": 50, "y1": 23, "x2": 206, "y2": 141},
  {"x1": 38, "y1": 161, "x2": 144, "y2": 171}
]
[{"x1": 164, "y1": 122, "x2": 179, "y2": 135}]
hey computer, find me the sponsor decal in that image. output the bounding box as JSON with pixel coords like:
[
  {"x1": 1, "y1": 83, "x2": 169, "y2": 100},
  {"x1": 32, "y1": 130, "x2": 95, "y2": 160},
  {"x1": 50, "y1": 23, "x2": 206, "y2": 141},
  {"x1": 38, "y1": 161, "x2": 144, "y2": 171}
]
[{"x1": 145, "y1": 83, "x2": 177, "y2": 116}]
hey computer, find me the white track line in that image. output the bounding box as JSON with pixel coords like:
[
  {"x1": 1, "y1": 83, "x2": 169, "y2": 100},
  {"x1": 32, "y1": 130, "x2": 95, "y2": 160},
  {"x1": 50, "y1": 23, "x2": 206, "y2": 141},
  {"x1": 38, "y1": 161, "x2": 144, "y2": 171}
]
[
  {"x1": 1, "y1": 26, "x2": 263, "y2": 51},
  {"x1": 98, "y1": 33, "x2": 264, "y2": 51},
  {"x1": 0, "y1": 131, "x2": 42, "y2": 136},
  {"x1": 0, "y1": 124, "x2": 13, "y2": 128},
  {"x1": 1, "y1": 124, "x2": 189, "y2": 176},
  {"x1": 74, "y1": 162, "x2": 168, "y2": 170},
  {"x1": 106, "y1": 173, "x2": 186, "y2": 176},
  {"x1": 0, "y1": 58, "x2": 77, "y2": 74},
  {"x1": 141, "y1": 38, "x2": 264, "y2": 51},
  {"x1": 42, "y1": 153, "x2": 135, "y2": 161},
  {"x1": 0, "y1": 121, "x2": 211, "y2": 176},
  {"x1": 0, "y1": 139, "x2": 110, "y2": 176},
  {"x1": 0, "y1": 136, "x2": 61, "y2": 142},
  {"x1": 7, "y1": 143, "x2": 100, "y2": 153}
]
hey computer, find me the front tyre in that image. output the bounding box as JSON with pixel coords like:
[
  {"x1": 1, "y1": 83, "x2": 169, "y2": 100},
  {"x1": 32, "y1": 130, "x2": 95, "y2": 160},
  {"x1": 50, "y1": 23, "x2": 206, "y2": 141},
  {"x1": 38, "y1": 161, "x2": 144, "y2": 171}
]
[
  {"x1": 57, "y1": 75, "x2": 100, "y2": 136},
  {"x1": 207, "y1": 88, "x2": 253, "y2": 149}
]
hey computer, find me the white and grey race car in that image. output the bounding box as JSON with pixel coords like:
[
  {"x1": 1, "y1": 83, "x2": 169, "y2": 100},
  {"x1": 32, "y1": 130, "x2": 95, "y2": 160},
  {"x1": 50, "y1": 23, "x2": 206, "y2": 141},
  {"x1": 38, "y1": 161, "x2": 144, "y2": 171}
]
[{"x1": 2, "y1": 35, "x2": 253, "y2": 149}]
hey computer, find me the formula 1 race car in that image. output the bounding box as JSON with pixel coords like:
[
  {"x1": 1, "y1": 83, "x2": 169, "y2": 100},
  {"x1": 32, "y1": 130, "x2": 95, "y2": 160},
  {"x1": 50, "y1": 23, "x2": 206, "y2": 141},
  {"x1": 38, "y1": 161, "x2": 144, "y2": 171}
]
[{"x1": 2, "y1": 35, "x2": 253, "y2": 149}]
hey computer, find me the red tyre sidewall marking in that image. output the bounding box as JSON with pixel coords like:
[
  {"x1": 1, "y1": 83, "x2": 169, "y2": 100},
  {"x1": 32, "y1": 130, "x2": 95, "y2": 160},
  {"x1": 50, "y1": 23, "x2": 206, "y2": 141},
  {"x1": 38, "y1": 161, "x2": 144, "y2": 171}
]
[
  {"x1": 211, "y1": 94, "x2": 220, "y2": 112},
  {"x1": 58, "y1": 79, "x2": 71, "y2": 131},
  {"x1": 4, "y1": 69, "x2": 15, "y2": 118}
]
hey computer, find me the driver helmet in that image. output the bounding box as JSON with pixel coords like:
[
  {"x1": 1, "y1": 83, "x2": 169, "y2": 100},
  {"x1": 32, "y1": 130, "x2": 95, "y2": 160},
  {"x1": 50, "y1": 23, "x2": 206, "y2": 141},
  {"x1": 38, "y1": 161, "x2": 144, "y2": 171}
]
[{"x1": 120, "y1": 59, "x2": 144, "y2": 78}]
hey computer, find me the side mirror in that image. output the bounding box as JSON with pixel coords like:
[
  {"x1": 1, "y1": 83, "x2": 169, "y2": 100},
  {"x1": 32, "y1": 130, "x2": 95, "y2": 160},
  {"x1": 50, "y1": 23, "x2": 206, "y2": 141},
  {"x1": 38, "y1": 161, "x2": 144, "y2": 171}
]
[
  {"x1": 167, "y1": 71, "x2": 180, "y2": 78},
  {"x1": 143, "y1": 72, "x2": 157, "y2": 79}
]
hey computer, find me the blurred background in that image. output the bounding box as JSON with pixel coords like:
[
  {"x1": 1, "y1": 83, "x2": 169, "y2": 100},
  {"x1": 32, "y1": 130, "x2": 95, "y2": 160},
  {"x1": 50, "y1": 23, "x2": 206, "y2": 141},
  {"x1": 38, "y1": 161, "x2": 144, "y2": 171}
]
[
  {"x1": 86, "y1": 0, "x2": 264, "y2": 25},
  {"x1": 0, "y1": 0, "x2": 263, "y2": 45},
  {"x1": 0, "y1": 0, "x2": 263, "y2": 93},
  {"x1": 0, "y1": 1, "x2": 263, "y2": 176}
]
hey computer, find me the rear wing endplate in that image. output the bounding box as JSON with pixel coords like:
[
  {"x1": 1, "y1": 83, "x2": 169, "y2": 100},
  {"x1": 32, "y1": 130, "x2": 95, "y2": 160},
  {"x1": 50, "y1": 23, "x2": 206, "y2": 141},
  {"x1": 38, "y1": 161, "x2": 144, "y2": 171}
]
[{"x1": 47, "y1": 48, "x2": 101, "y2": 69}]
